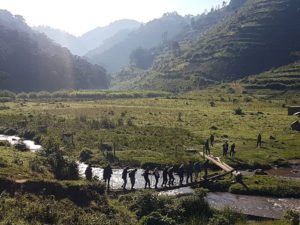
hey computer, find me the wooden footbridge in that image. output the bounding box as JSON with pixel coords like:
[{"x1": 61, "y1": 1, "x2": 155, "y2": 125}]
[{"x1": 199, "y1": 152, "x2": 241, "y2": 178}]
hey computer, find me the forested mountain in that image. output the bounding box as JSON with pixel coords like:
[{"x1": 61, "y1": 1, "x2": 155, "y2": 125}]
[
  {"x1": 35, "y1": 20, "x2": 141, "y2": 56},
  {"x1": 0, "y1": 10, "x2": 108, "y2": 92},
  {"x1": 112, "y1": 0, "x2": 300, "y2": 92},
  {"x1": 86, "y1": 12, "x2": 189, "y2": 73}
]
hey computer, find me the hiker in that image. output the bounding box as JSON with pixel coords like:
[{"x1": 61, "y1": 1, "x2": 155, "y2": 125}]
[
  {"x1": 153, "y1": 167, "x2": 160, "y2": 189},
  {"x1": 257, "y1": 133, "x2": 262, "y2": 147},
  {"x1": 168, "y1": 166, "x2": 175, "y2": 186},
  {"x1": 186, "y1": 161, "x2": 193, "y2": 184},
  {"x1": 129, "y1": 168, "x2": 137, "y2": 190},
  {"x1": 85, "y1": 164, "x2": 93, "y2": 181},
  {"x1": 230, "y1": 143, "x2": 236, "y2": 157},
  {"x1": 121, "y1": 167, "x2": 129, "y2": 190},
  {"x1": 210, "y1": 134, "x2": 215, "y2": 146},
  {"x1": 223, "y1": 141, "x2": 229, "y2": 157},
  {"x1": 103, "y1": 164, "x2": 113, "y2": 190},
  {"x1": 204, "y1": 139, "x2": 210, "y2": 155},
  {"x1": 161, "y1": 167, "x2": 168, "y2": 187},
  {"x1": 193, "y1": 161, "x2": 201, "y2": 182},
  {"x1": 178, "y1": 164, "x2": 185, "y2": 186},
  {"x1": 143, "y1": 167, "x2": 151, "y2": 189}
]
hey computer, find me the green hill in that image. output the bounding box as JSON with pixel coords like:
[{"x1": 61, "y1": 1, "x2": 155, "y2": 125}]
[
  {"x1": 0, "y1": 10, "x2": 109, "y2": 92},
  {"x1": 112, "y1": 0, "x2": 300, "y2": 92}
]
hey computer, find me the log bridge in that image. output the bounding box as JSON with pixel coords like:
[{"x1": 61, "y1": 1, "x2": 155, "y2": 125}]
[{"x1": 200, "y1": 152, "x2": 241, "y2": 178}]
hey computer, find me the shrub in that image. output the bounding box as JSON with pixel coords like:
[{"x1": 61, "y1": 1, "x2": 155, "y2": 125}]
[
  {"x1": 130, "y1": 192, "x2": 164, "y2": 219},
  {"x1": 14, "y1": 141, "x2": 28, "y2": 152},
  {"x1": 234, "y1": 107, "x2": 244, "y2": 115},
  {"x1": 138, "y1": 212, "x2": 175, "y2": 225},
  {"x1": 28, "y1": 92, "x2": 38, "y2": 99},
  {"x1": 284, "y1": 209, "x2": 300, "y2": 225},
  {"x1": 17, "y1": 92, "x2": 28, "y2": 99},
  {"x1": 208, "y1": 207, "x2": 246, "y2": 225},
  {"x1": 80, "y1": 149, "x2": 93, "y2": 162}
]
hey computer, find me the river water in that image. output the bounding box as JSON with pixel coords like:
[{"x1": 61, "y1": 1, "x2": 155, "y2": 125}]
[{"x1": 1, "y1": 134, "x2": 300, "y2": 219}]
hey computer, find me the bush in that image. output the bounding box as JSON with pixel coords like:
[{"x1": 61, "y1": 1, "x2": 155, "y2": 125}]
[
  {"x1": 284, "y1": 209, "x2": 300, "y2": 225},
  {"x1": 208, "y1": 207, "x2": 246, "y2": 225},
  {"x1": 17, "y1": 92, "x2": 28, "y2": 99},
  {"x1": 234, "y1": 107, "x2": 244, "y2": 115},
  {"x1": 138, "y1": 212, "x2": 175, "y2": 225},
  {"x1": 14, "y1": 141, "x2": 29, "y2": 152},
  {"x1": 80, "y1": 149, "x2": 93, "y2": 162},
  {"x1": 130, "y1": 192, "x2": 164, "y2": 219}
]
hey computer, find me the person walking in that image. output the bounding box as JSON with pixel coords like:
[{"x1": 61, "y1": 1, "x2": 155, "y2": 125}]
[
  {"x1": 186, "y1": 161, "x2": 193, "y2": 184},
  {"x1": 161, "y1": 167, "x2": 168, "y2": 187},
  {"x1": 143, "y1": 167, "x2": 151, "y2": 189},
  {"x1": 178, "y1": 164, "x2": 185, "y2": 186},
  {"x1": 257, "y1": 133, "x2": 262, "y2": 147},
  {"x1": 168, "y1": 167, "x2": 175, "y2": 186},
  {"x1": 153, "y1": 167, "x2": 160, "y2": 189},
  {"x1": 223, "y1": 141, "x2": 229, "y2": 157},
  {"x1": 193, "y1": 161, "x2": 201, "y2": 182},
  {"x1": 128, "y1": 168, "x2": 137, "y2": 190},
  {"x1": 210, "y1": 134, "x2": 215, "y2": 146},
  {"x1": 121, "y1": 167, "x2": 129, "y2": 190},
  {"x1": 103, "y1": 164, "x2": 113, "y2": 190},
  {"x1": 230, "y1": 143, "x2": 236, "y2": 157}
]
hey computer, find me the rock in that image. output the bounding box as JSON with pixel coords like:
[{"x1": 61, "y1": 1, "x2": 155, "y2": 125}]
[
  {"x1": 254, "y1": 169, "x2": 267, "y2": 175},
  {"x1": 291, "y1": 121, "x2": 300, "y2": 131}
]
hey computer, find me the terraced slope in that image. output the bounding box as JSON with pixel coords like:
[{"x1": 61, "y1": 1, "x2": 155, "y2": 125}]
[{"x1": 242, "y1": 61, "x2": 300, "y2": 90}]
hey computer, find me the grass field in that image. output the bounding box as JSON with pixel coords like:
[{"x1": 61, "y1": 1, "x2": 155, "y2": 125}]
[{"x1": 0, "y1": 87, "x2": 299, "y2": 169}]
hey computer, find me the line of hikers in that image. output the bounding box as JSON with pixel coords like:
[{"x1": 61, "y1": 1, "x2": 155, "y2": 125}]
[
  {"x1": 96, "y1": 134, "x2": 263, "y2": 190},
  {"x1": 101, "y1": 161, "x2": 202, "y2": 190}
]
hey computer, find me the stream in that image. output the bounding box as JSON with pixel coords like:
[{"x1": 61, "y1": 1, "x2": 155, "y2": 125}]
[{"x1": 1, "y1": 134, "x2": 300, "y2": 219}]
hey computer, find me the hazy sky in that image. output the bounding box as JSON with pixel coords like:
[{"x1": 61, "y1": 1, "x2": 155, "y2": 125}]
[{"x1": 1, "y1": 0, "x2": 229, "y2": 36}]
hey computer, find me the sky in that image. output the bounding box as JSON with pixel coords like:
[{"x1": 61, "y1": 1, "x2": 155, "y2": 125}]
[{"x1": 1, "y1": 0, "x2": 229, "y2": 36}]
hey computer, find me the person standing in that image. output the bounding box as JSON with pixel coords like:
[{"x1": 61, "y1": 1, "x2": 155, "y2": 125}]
[
  {"x1": 153, "y1": 167, "x2": 160, "y2": 189},
  {"x1": 103, "y1": 164, "x2": 113, "y2": 190},
  {"x1": 161, "y1": 167, "x2": 168, "y2": 187},
  {"x1": 85, "y1": 164, "x2": 93, "y2": 181},
  {"x1": 204, "y1": 139, "x2": 210, "y2": 155},
  {"x1": 257, "y1": 133, "x2": 262, "y2": 147},
  {"x1": 121, "y1": 167, "x2": 129, "y2": 190},
  {"x1": 210, "y1": 134, "x2": 215, "y2": 146},
  {"x1": 223, "y1": 141, "x2": 229, "y2": 157},
  {"x1": 143, "y1": 167, "x2": 151, "y2": 189},
  {"x1": 178, "y1": 164, "x2": 185, "y2": 186},
  {"x1": 129, "y1": 168, "x2": 137, "y2": 190},
  {"x1": 230, "y1": 143, "x2": 236, "y2": 157}
]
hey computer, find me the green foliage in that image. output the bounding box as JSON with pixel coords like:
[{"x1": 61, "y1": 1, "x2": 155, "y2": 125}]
[
  {"x1": 229, "y1": 175, "x2": 300, "y2": 198},
  {"x1": 138, "y1": 212, "x2": 176, "y2": 225},
  {"x1": 14, "y1": 141, "x2": 29, "y2": 152},
  {"x1": 284, "y1": 209, "x2": 300, "y2": 225},
  {"x1": 234, "y1": 107, "x2": 244, "y2": 115},
  {"x1": 130, "y1": 47, "x2": 154, "y2": 70},
  {"x1": 208, "y1": 207, "x2": 246, "y2": 225}
]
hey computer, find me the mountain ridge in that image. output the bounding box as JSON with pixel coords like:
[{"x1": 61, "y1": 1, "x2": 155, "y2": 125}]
[{"x1": 0, "y1": 9, "x2": 108, "y2": 92}]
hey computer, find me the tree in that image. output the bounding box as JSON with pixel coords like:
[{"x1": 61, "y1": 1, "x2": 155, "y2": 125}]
[{"x1": 130, "y1": 47, "x2": 154, "y2": 69}]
